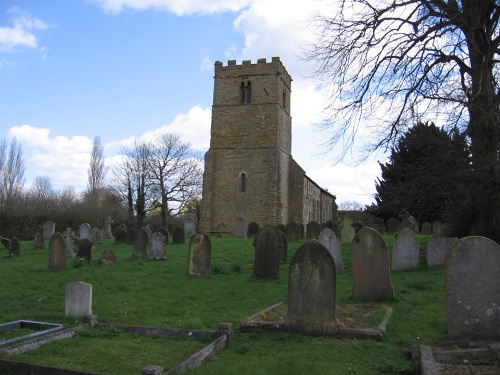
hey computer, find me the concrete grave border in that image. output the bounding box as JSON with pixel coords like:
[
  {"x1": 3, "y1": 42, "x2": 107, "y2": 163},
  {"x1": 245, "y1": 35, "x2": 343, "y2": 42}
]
[
  {"x1": 0, "y1": 321, "x2": 232, "y2": 375},
  {"x1": 0, "y1": 320, "x2": 65, "y2": 348},
  {"x1": 240, "y1": 301, "x2": 392, "y2": 341}
]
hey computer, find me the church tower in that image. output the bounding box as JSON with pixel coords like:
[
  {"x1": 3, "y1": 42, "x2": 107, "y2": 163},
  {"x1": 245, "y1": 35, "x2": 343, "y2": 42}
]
[{"x1": 200, "y1": 57, "x2": 293, "y2": 234}]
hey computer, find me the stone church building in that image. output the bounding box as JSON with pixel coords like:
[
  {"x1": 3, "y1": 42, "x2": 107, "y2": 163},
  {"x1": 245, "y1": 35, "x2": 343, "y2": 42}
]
[{"x1": 200, "y1": 57, "x2": 337, "y2": 235}]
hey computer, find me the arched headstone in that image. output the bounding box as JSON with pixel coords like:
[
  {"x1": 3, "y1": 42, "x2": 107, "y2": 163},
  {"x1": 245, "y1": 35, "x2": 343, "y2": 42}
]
[{"x1": 252, "y1": 225, "x2": 281, "y2": 279}]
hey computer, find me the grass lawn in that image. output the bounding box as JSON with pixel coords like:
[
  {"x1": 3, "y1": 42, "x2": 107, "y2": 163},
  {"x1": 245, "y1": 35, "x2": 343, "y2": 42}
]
[{"x1": 0, "y1": 233, "x2": 446, "y2": 374}]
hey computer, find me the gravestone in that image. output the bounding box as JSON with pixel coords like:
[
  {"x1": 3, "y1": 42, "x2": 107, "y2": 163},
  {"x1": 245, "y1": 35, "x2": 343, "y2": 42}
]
[
  {"x1": 446, "y1": 236, "x2": 500, "y2": 340},
  {"x1": 150, "y1": 232, "x2": 167, "y2": 260},
  {"x1": 48, "y1": 232, "x2": 67, "y2": 271},
  {"x1": 142, "y1": 225, "x2": 152, "y2": 244},
  {"x1": 70, "y1": 236, "x2": 79, "y2": 255},
  {"x1": 216, "y1": 222, "x2": 225, "y2": 238},
  {"x1": 252, "y1": 225, "x2": 281, "y2": 280},
  {"x1": 340, "y1": 215, "x2": 356, "y2": 245},
  {"x1": 172, "y1": 225, "x2": 185, "y2": 244},
  {"x1": 306, "y1": 221, "x2": 321, "y2": 240},
  {"x1": 188, "y1": 233, "x2": 211, "y2": 278},
  {"x1": 115, "y1": 227, "x2": 127, "y2": 244},
  {"x1": 426, "y1": 237, "x2": 458, "y2": 268},
  {"x1": 276, "y1": 224, "x2": 286, "y2": 235},
  {"x1": 65, "y1": 281, "x2": 92, "y2": 319},
  {"x1": 288, "y1": 240, "x2": 336, "y2": 322},
  {"x1": 421, "y1": 222, "x2": 432, "y2": 235},
  {"x1": 43, "y1": 221, "x2": 55, "y2": 240},
  {"x1": 91, "y1": 228, "x2": 103, "y2": 244},
  {"x1": 234, "y1": 216, "x2": 247, "y2": 238},
  {"x1": 9, "y1": 237, "x2": 20, "y2": 258},
  {"x1": 103, "y1": 217, "x2": 113, "y2": 239},
  {"x1": 318, "y1": 228, "x2": 344, "y2": 273},
  {"x1": 79, "y1": 223, "x2": 91, "y2": 241},
  {"x1": 278, "y1": 230, "x2": 288, "y2": 262},
  {"x1": 386, "y1": 218, "x2": 399, "y2": 234},
  {"x1": 399, "y1": 215, "x2": 419, "y2": 233},
  {"x1": 432, "y1": 221, "x2": 443, "y2": 235},
  {"x1": 77, "y1": 238, "x2": 93, "y2": 263},
  {"x1": 286, "y1": 220, "x2": 299, "y2": 241},
  {"x1": 184, "y1": 217, "x2": 196, "y2": 238},
  {"x1": 133, "y1": 230, "x2": 148, "y2": 258},
  {"x1": 101, "y1": 249, "x2": 117, "y2": 265},
  {"x1": 64, "y1": 228, "x2": 75, "y2": 257},
  {"x1": 392, "y1": 227, "x2": 419, "y2": 271},
  {"x1": 34, "y1": 225, "x2": 44, "y2": 249},
  {"x1": 247, "y1": 222, "x2": 259, "y2": 238},
  {"x1": 299, "y1": 224, "x2": 305, "y2": 240},
  {"x1": 351, "y1": 227, "x2": 394, "y2": 301},
  {"x1": 373, "y1": 217, "x2": 386, "y2": 235},
  {"x1": 1, "y1": 237, "x2": 10, "y2": 250},
  {"x1": 126, "y1": 228, "x2": 136, "y2": 244},
  {"x1": 159, "y1": 227, "x2": 169, "y2": 242}
]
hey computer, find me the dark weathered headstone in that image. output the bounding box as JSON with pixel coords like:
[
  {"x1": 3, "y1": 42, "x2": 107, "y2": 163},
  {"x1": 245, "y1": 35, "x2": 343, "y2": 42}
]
[
  {"x1": 432, "y1": 221, "x2": 443, "y2": 235},
  {"x1": 132, "y1": 230, "x2": 148, "y2": 258},
  {"x1": 142, "y1": 225, "x2": 152, "y2": 244},
  {"x1": 421, "y1": 222, "x2": 432, "y2": 235},
  {"x1": 115, "y1": 227, "x2": 127, "y2": 244},
  {"x1": 48, "y1": 232, "x2": 67, "y2": 271},
  {"x1": 351, "y1": 227, "x2": 394, "y2": 301},
  {"x1": 278, "y1": 230, "x2": 288, "y2": 262},
  {"x1": 234, "y1": 216, "x2": 247, "y2": 238},
  {"x1": 77, "y1": 238, "x2": 93, "y2": 263},
  {"x1": 126, "y1": 228, "x2": 137, "y2": 245},
  {"x1": 79, "y1": 223, "x2": 91, "y2": 241},
  {"x1": 34, "y1": 225, "x2": 44, "y2": 249},
  {"x1": 392, "y1": 227, "x2": 419, "y2": 271},
  {"x1": 318, "y1": 228, "x2": 344, "y2": 273},
  {"x1": 306, "y1": 221, "x2": 321, "y2": 240},
  {"x1": 252, "y1": 225, "x2": 281, "y2": 280},
  {"x1": 150, "y1": 232, "x2": 167, "y2": 260},
  {"x1": 9, "y1": 237, "x2": 20, "y2": 258},
  {"x1": 1, "y1": 237, "x2": 10, "y2": 251},
  {"x1": 43, "y1": 221, "x2": 55, "y2": 240},
  {"x1": 247, "y1": 222, "x2": 260, "y2": 238},
  {"x1": 188, "y1": 233, "x2": 211, "y2": 278},
  {"x1": 426, "y1": 237, "x2": 458, "y2": 268},
  {"x1": 101, "y1": 249, "x2": 117, "y2": 265},
  {"x1": 172, "y1": 225, "x2": 185, "y2": 244},
  {"x1": 286, "y1": 220, "x2": 299, "y2": 241},
  {"x1": 386, "y1": 218, "x2": 399, "y2": 234},
  {"x1": 276, "y1": 224, "x2": 286, "y2": 234},
  {"x1": 446, "y1": 236, "x2": 500, "y2": 340},
  {"x1": 288, "y1": 240, "x2": 336, "y2": 322},
  {"x1": 184, "y1": 217, "x2": 196, "y2": 238},
  {"x1": 159, "y1": 227, "x2": 169, "y2": 242}
]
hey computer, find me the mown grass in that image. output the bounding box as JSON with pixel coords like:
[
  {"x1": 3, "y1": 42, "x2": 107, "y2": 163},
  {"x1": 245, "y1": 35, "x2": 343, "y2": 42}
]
[{"x1": 0, "y1": 233, "x2": 446, "y2": 374}]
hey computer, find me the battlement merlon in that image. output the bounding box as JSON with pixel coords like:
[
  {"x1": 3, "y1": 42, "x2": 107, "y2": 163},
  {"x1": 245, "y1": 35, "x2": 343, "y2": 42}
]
[{"x1": 214, "y1": 57, "x2": 292, "y2": 86}]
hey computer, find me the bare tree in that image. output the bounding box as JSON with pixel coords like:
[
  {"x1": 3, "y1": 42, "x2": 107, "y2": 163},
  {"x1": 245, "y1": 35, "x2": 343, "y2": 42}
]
[
  {"x1": 111, "y1": 139, "x2": 153, "y2": 226},
  {"x1": 148, "y1": 133, "x2": 203, "y2": 227},
  {"x1": 86, "y1": 136, "x2": 107, "y2": 208},
  {"x1": 305, "y1": 0, "x2": 500, "y2": 241},
  {"x1": 111, "y1": 134, "x2": 203, "y2": 227},
  {"x1": 0, "y1": 137, "x2": 26, "y2": 213}
]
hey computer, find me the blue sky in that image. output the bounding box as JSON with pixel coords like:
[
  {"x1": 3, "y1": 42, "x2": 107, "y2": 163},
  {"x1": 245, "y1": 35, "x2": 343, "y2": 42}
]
[{"x1": 1, "y1": 0, "x2": 381, "y2": 207}]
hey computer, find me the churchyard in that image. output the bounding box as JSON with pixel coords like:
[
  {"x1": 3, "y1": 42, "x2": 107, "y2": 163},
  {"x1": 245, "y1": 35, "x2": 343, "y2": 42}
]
[{"x1": 0, "y1": 226, "x2": 498, "y2": 374}]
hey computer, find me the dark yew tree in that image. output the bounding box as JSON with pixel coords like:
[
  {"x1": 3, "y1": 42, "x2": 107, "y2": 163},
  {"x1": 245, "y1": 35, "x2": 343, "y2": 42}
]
[
  {"x1": 374, "y1": 122, "x2": 470, "y2": 223},
  {"x1": 305, "y1": 0, "x2": 500, "y2": 241}
]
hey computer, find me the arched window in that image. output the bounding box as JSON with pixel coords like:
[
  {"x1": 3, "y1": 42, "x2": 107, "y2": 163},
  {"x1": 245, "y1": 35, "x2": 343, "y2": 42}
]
[
  {"x1": 240, "y1": 173, "x2": 247, "y2": 192},
  {"x1": 240, "y1": 82, "x2": 246, "y2": 104},
  {"x1": 246, "y1": 82, "x2": 252, "y2": 103}
]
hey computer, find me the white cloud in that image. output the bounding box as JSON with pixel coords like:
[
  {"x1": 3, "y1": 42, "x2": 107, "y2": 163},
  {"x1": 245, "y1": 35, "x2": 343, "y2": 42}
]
[
  {"x1": 0, "y1": 7, "x2": 47, "y2": 52},
  {"x1": 8, "y1": 125, "x2": 93, "y2": 191},
  {"x1": 91, "y1": 0, "x2": 253, "y2": 15}
]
